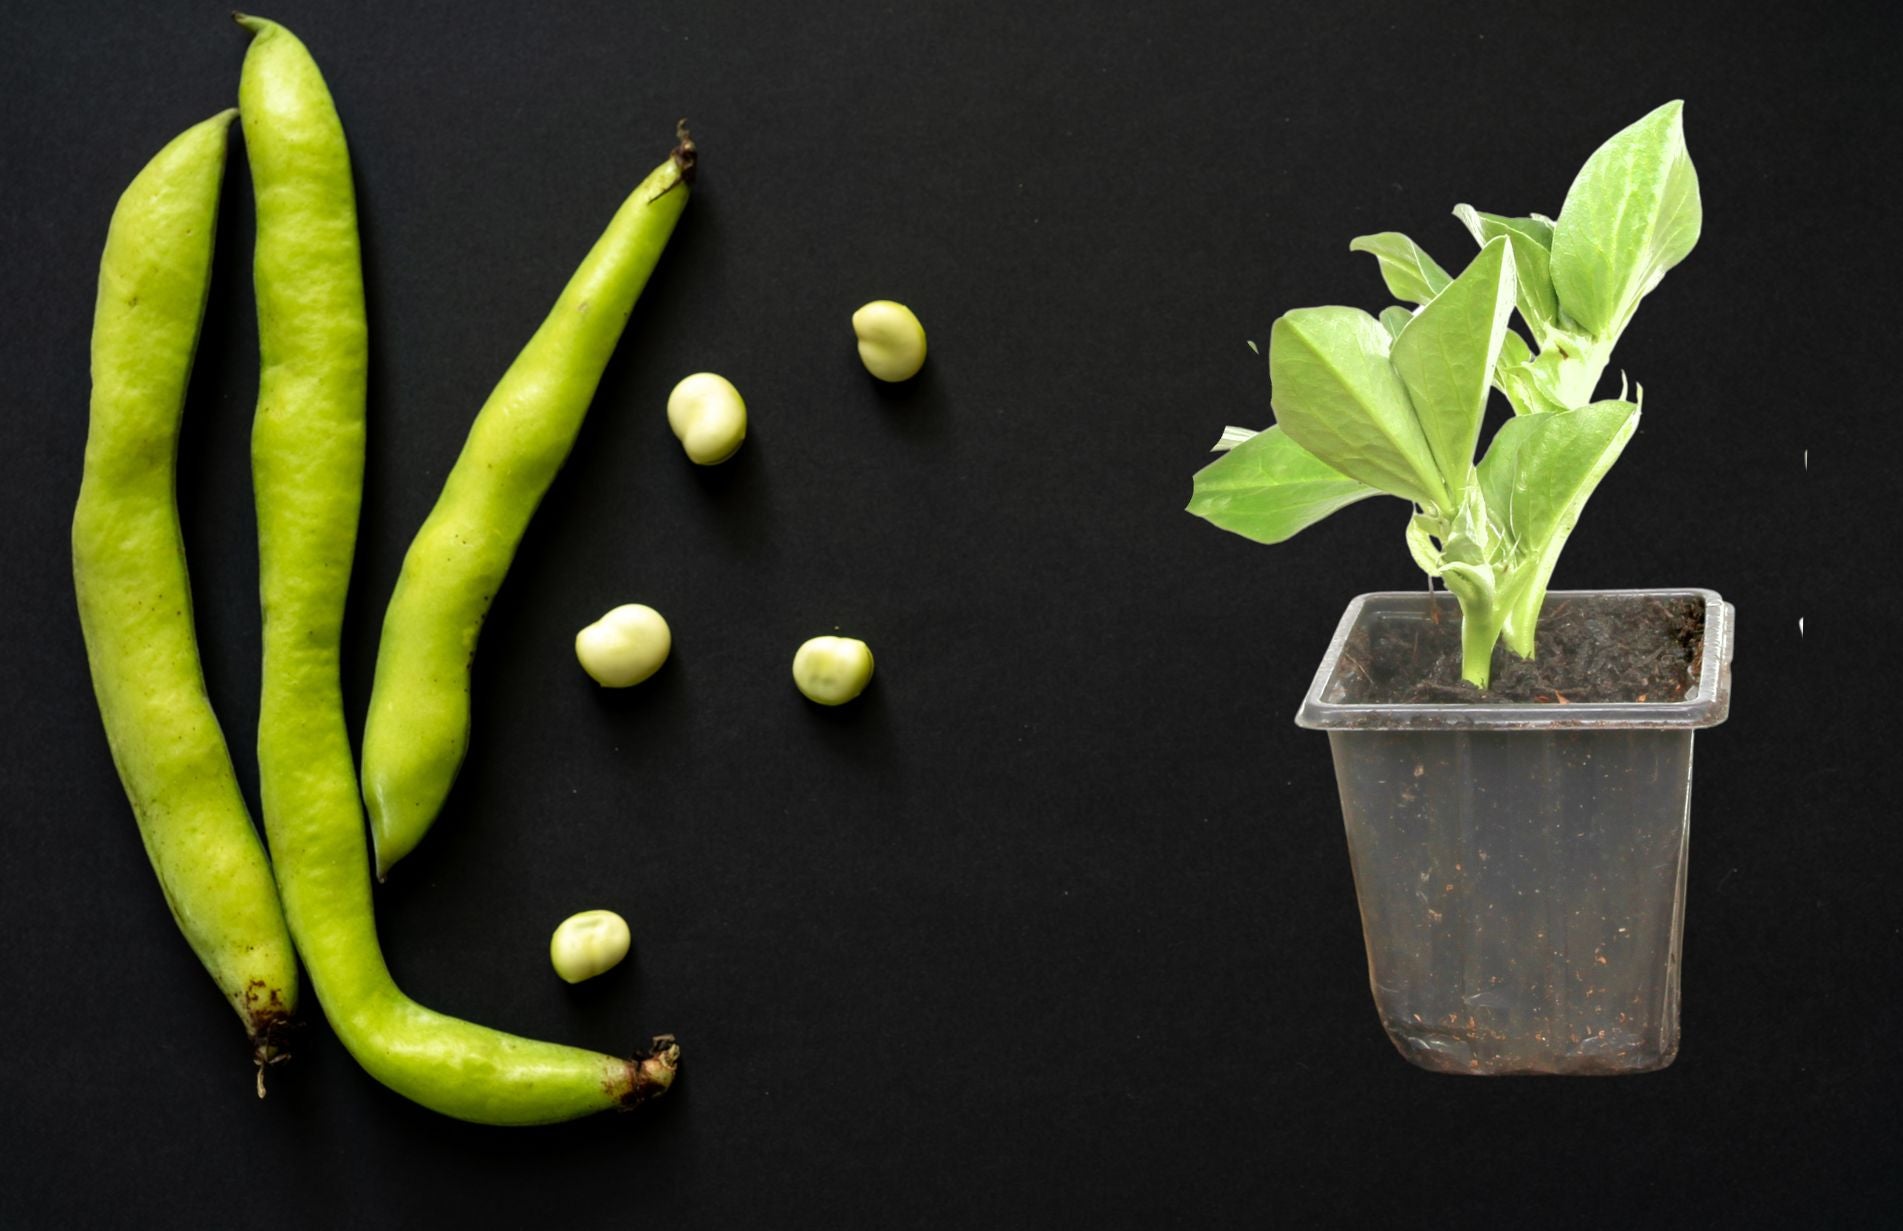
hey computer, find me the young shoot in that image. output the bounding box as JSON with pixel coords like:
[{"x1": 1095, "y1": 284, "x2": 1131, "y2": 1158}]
[{"x1": 1188, "y1": 102, "x2": 1700, "y2": 688}]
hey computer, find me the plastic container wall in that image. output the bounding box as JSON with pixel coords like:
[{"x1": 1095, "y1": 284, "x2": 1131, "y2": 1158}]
[
  {"x1": 1298, "y1": 590, "x2": 1734, "y2": 1076},
  {"x1": 1329, "y1": 725, "x2": 1693, "y2": 1073}
]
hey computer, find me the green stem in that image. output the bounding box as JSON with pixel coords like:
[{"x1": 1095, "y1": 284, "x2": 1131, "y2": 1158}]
[
  {"x1": 1498, "y1": 522, "x2": 1573, "y2": 660},
  {"x1": 1459, "y1": 605, "x2": 1507, "y2": 689},
  {"x1": 1502, "y1": 583, "x2": 1543, "y2": 659},
  {"x1": 1441, "y1": 565, "x2": 1504, "y2": 689},
  {"x1": 1554, "y1": 356, "x2": 1606, "y2": 406}
]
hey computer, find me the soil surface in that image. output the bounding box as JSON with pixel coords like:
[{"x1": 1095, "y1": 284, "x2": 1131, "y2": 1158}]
[{"x1": 1337, "y1": 594, "x2": 1705, "y2": 705}]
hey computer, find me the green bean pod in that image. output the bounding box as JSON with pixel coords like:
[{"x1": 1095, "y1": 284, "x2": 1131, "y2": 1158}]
[
  {"x1": 361, "y1": 132, "x2": 695, "y2": 876},
  {"x1": 240, "y1": 14, "x2": 677, "y2": 1124},
  {"x1": 72, "y1": 110, "x2": 300, "y2": 1088}
]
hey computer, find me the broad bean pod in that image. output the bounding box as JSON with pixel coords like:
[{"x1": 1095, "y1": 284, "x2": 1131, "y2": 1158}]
[
  {"x1": 240, "y1": 14, "x2": 676, "y2": 1123},
  {"x1": 72, "y1": 109, "x2": 299, "y2": 1087},
  {"x1": 360, "y1": 127, "x2": 695, "y2": 876}
]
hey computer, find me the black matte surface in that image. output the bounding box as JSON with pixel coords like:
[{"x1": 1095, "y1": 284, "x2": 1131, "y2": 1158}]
[{"x1": 3, "y1": 1, "x2": 1896, "y2": 1225}]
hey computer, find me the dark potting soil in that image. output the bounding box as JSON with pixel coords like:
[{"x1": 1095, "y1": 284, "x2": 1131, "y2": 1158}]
[{"x1": 1337, "y1": 594, "x2": 1705, "y2": 705}]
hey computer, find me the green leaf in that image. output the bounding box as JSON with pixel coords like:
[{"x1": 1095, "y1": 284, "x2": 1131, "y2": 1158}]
[
  {"x1": 1389, "y1": 236, "x2": 1517, "y2": 493},
  {"x1": 1404, "y1": 511, "x2": 1445, "y2": 577},
  {"x1": 1498, "y1": 328, "x2": 1532, "y2": 370},
  {"x1": 1498, "y1": 340, "x2": 1591, "y2": 415},
  {"x1": 1440, "y1": 483, "x2": 1499, "y2": 569},
  {"x1": 1479, "y1": 399, "x2": 1640, "y2": 564},
  {"x1": 1268, "y1": 306, "x2": 1451, "y2": 510},
  {"x1": 1348, "y1": 232, "x2": 1452, "y2": 306},
  {"x1": 1467, "y1": 210, "x2": 1552, "y2": 248},
  {"x1": 1454, "y1": 205, "x2": 1559, "y2": 342},
  {"x1": 1187, "y1": 425, "x2": 1384, "y2": 545},
  {"x1": 1480, "y1": 399, "x2": 1641, "y2": 660},
  {"x1": 1498, "y1": 361, "x2": 1568, "y2": 416},
  {"x1": 1378, "y1": 305, "x2": 1415, "y2": 340},
  {"x1": 1549, "y1": 101, "x2": 1702, "y2": 340}
]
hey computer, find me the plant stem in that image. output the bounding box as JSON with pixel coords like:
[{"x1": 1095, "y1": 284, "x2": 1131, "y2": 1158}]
[{"x1": 1440, "y1": 565, "x2": 1503, "y2": 689}]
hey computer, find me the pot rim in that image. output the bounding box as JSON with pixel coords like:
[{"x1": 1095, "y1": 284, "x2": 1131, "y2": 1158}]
[{"x1": 1295, "y1": 588, "x2": 1734, "y2": 731}]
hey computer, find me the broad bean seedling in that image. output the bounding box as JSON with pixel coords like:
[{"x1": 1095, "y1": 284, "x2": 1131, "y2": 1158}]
[{"x1": 1188, "y1": 102, "x2": 1701, "y2": 687}]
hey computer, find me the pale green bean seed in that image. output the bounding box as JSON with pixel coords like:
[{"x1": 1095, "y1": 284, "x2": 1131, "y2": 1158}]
[
  {"x1": 667, "y1": 372, "x2": 747, "y2": 464},
  {"x1": 851, "y1": 300, "x2": 927, "y2": 381},
  {"x1": 793, "y1": 636, "x2": 875, "y2": 705},
  {"x1": 551, "y1": 910, "x2": 633, "y2": 983},
  {"x1": 575, "y1": 604, "x2": 671, "y2": 687}
]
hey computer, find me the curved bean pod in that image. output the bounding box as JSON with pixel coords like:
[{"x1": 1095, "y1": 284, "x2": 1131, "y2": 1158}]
[
  {"x1": 361, "y1": 130, "x2": 695, "y2": 876},
  {"x1": 240, "y1": 14, "x2": 677, "y2": 1124},
  {"x1": 72, "y1": 109, "x2": 300, "y2": 1087}
]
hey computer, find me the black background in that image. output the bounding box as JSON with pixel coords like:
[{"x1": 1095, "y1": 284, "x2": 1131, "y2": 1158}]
[{"x1": 3, "y1": 1, "x2": 1896, "y2": 1225}]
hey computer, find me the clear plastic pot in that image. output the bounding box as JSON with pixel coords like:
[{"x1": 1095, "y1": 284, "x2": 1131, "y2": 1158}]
[{"x1": 1297, "y1": 589, "x2": 1735, "y2": 1076}]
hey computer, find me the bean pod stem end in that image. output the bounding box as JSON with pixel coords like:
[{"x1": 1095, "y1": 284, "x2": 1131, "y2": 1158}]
[
  {"x1": 248, "y1": 1001, "x2": 295, "y2": 1098},
  {"x1": 619, "y1": 1035, "x2": 682, "y2": 1110},
  {"x1": 671, "y1": 120, "x2": 697, "y2": 186}
]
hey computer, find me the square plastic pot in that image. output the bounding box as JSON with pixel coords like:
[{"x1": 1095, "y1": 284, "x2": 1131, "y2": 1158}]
[{"x1": 1297, "y1": 589, "x2": 1734, "y2": 1075}]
